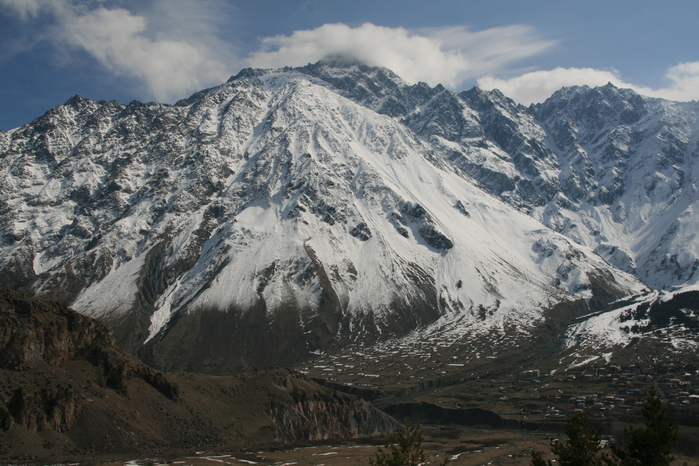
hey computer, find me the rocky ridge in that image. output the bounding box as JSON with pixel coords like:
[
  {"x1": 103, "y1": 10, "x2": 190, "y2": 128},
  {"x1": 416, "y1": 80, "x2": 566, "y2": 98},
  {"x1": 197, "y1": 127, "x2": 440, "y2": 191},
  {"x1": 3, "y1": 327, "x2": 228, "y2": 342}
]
[
  {"x1": 301, "y1": 62, "x2": 699, "y2": 290},
  {"x1": 0, "y1": 60, "x2": 696, "y2": 373},
  {"x1": 0, "y1": 285, "x2": 397, "y2": 462}
]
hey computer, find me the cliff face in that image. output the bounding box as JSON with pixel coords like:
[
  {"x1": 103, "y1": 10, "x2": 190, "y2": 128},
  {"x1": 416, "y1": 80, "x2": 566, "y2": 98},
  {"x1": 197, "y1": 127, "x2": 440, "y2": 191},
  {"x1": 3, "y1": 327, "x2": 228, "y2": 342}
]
[
  {"x1": 3, "y1": 385, "x2": 79, "y2": 434},
  {"x1": 265, "y1": 371, "x2": 398, "y2": 442},
  {"x1": 0, "y1": 285, "x2": 179, "y2": 435},
  {"x1": 0, "y1": 286, "x2": 397, "y2": 462},
  {"x1": 0, "y1": 283, "x2": 114, "y2": 369},
  {"x1": 0, "y1": 283, "x2": 183, "y2": 460}
]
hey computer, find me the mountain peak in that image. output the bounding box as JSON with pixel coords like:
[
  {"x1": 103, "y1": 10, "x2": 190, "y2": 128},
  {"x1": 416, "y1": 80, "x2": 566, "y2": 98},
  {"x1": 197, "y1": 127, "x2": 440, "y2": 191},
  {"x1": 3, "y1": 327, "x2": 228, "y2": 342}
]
[
  {"x1": 297, "y1": 58, "x2": 406, "y2": 87},
  {"x1": 317, "y1": 53, "x2": 373, "y2": 67},
  {"x1": 460, "y1": 86, "x2": 516, "y2": 111},
  {"x1": 65, "y1": 94, "x2": 90, "y2": 107},
  {"x1": 227, "y1": 66, "x2": 269, "y2": 83},
  {"x1": 0, "y1": 60, "x2": 696, "y2": 376},
  {"x1": 536, "y1": 80, "x2": 647, "y2": 127}
]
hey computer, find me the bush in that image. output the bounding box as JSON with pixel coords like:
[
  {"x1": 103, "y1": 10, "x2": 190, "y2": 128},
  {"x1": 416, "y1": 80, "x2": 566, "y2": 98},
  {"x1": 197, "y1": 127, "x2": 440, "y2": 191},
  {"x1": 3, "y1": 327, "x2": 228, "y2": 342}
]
[{"x1": 370, "y1": 422, "x2": 448, "y2": 466}]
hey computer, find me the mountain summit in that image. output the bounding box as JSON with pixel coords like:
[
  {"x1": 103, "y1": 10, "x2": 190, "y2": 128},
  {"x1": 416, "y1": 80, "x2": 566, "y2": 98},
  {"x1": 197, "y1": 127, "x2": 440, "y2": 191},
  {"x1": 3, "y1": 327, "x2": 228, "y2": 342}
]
[{"x1": 0, "y1": 61, "x2": 696, "y2": 372}]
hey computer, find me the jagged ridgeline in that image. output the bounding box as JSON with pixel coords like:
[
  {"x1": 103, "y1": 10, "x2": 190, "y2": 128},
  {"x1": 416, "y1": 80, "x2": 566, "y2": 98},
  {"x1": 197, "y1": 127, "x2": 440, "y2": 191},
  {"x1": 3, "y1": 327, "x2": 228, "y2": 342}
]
[{"x1": 1, "y1": 60, "x2": 698, "y2": 372}]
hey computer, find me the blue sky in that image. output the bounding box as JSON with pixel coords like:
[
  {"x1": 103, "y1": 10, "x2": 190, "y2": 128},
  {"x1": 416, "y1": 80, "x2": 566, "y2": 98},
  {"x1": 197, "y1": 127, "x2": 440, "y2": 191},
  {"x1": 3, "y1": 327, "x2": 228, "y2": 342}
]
[{"x1": 1, "y1": 0, "x2": 698, "y2": 131}]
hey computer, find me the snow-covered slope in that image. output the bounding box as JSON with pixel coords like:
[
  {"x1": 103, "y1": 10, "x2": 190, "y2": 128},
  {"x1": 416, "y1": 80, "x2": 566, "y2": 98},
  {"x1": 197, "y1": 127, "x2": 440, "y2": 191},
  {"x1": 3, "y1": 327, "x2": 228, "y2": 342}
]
[
  {"x1": 2, "y1": 61, "x2": 695, "y2": 372},
  {"x1": 297, "y1": 63, "x2": 699, "y2": 292},
  {"x1": 533, "y1": 87, "x2": 699, "y2": 290}
]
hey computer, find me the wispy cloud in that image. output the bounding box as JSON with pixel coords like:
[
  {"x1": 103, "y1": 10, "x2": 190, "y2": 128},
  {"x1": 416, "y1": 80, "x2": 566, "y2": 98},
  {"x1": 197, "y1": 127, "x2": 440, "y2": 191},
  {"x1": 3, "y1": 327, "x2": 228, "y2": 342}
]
[
  {"x1": 478, "y1": 63, "x2": 699, "y2": 105},
  {"x1": 2, "y1": 1, "x2": 697, "y2": 106},
  {"x1": 247, "y1": 22, "x2": 555, "y2": 88},
  {"x1": 418, "y1": 25, "x2": 556, "y2": 78},
  {"x1": 0, "y1": 0, "x2": 50, "y2": 19},
  {"x1": 0, "y1": 0, "x2": 234, "y2": 102},
  {"x1": 59, "y1": 6, "x2": 230, "y2": 102}
]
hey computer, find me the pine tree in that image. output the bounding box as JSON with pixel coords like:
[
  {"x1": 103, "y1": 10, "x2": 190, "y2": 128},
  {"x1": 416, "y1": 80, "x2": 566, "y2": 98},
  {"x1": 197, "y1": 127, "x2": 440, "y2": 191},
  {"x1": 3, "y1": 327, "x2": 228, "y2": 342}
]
[
  {"x1": 531, "y1": 412, "x2": 607, "y2": 466},
  {"x1": 370, "y1": 422, "x2": 426, "y2": 466},
  {"x1": 612, "y1": 387, "x2": 678, "y2": 466},
  {"x1": 370, "y1": 422, "x2": 449, "y2": 466},
  {"x1": 552, "y1": 412, "x2": 605, "y2": 466},
  {"x1": 532, "y1": 388, "x2": 681, "y2": 466}
]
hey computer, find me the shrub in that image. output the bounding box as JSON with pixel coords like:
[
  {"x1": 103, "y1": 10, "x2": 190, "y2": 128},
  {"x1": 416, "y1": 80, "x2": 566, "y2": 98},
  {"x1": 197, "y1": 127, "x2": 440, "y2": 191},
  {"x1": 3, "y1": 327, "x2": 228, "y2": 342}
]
[{"x1": 370, "y1": 422, "x2": 448, "y2": 466}]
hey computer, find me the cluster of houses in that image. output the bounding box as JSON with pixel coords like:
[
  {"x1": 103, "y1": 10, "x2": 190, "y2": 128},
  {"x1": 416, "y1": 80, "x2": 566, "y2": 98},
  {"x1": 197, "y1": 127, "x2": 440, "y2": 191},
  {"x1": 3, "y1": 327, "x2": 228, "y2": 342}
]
[{"x1": 520, "y1": 364, "x2": 699, "y2": 418}]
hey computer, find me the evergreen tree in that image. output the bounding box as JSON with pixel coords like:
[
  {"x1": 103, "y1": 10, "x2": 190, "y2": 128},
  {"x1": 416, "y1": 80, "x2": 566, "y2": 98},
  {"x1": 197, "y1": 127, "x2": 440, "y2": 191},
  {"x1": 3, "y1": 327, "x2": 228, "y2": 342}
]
[
  {"x1": 531, "y1": 449, "x2": 550, "y2": 466},
  {"x1": 370, "y1": 422, "x2": 449, "y2": 466},
  {"x1": 531, "y1": 412, "x2": 607, "y2": 466},
  {"x1": 532, "y1": 388, "x2": 680, "y2": 466},
  {"x1": 553, "y1": 412, "x2": 603, "y2": 466},
  {"x1": 612, "y1": 387, "x2": 678, "y2": 466},
  {"x1": 370, "y1": 422, "x2": 426, "y2": 466}
]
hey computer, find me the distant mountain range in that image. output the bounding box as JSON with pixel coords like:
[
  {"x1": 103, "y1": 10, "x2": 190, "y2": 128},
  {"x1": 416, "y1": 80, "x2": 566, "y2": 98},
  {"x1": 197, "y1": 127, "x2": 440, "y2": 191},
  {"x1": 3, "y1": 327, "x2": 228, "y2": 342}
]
[{"x1": 1, "y1": 60, "x2": 697, "y2": 373}]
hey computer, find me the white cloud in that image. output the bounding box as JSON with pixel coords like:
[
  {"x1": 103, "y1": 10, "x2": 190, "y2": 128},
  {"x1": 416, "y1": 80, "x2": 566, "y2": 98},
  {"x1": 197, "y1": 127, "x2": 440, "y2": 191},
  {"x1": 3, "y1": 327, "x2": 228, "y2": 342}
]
[
  {"x1": 58, "y1": 6, "x2": 230, "y2": 102},
  {"x1": 659, "y1": 62, "x2": 699, "y2": 102},
  {"x1": 1, "y1": 0, "x2": 234, "y2": 102},
  {"x1": 477, "y1": 68, "x2": 632, "y2": 105},
  {"x1": 245, "y1": 21, "x2": 699, "y2": 105},
  {"x1": 0, "y1": 0, "x2": 50, "y2": 19},
  {"x1": 3, "y1": 1, "x2": 697, "y2": 106},
  {"x1": 478, "y1": 64, "x2": 699, "y2": 105},
  {"x1": 247, "y1": 22, "x2": 555, "y2": 88}
]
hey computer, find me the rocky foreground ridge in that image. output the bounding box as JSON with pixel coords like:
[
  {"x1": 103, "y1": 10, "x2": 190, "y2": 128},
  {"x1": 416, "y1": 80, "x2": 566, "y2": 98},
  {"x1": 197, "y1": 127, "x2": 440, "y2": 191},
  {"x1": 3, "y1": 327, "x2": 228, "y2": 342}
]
[{"x1": 0, "y1": 285, "x2": 397, "y2": 462}]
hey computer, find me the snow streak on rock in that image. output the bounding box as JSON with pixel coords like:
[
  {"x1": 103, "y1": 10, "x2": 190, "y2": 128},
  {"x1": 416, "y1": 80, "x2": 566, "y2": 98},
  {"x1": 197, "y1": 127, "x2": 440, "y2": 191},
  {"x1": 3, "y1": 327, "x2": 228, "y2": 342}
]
[{"x1": 4, "y1": 61, "x2": 696, "y2": 370}]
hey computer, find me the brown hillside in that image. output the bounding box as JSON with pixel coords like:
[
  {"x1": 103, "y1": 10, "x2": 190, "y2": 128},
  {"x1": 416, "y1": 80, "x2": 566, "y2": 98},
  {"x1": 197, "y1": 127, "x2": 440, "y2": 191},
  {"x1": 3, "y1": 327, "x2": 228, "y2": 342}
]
[{"x1": 0, "y1": 285, "x2": 397, "y2": 463}]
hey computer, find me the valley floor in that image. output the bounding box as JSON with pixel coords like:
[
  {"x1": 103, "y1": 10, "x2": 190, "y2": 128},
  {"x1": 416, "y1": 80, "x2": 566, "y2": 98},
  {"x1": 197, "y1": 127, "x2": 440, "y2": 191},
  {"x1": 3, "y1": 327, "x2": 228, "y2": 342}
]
[{"x1": 93, "y1": 426, "x2": 699, "y2": 466}]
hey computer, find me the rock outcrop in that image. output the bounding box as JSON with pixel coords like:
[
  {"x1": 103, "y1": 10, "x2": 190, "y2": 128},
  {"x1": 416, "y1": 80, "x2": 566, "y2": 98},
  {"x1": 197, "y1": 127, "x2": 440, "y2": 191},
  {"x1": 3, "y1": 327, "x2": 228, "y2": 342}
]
[
  {"x1": 0, "y1": 284, "x2": 179, "y2": 429},
  {"x1": 266, "y1": 371, "x2": 398, "y2": 442},
  {"x1": 0, "y1": 286, "x2": 398, "y2": 462}
]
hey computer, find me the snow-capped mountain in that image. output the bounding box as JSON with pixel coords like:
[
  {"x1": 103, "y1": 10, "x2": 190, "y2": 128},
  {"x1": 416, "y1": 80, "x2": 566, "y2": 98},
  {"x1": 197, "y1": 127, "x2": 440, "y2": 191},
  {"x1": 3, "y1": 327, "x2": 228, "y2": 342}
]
[
  {"x1": 0, "y1": 60, "x2": 695, "y2": 372},
  {"x1": 300, "y1": 62, "x2": 699, "y2": 290}
]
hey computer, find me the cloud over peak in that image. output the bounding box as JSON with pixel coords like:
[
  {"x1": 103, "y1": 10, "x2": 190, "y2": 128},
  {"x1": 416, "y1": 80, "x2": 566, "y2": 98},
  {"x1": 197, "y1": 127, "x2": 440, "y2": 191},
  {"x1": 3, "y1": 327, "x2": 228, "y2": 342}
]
[
  {"x1": 1, "y1": 1, "x2": 697, "y2": 106},
  {"x1": 247, "y1": 22, "x2": 555, "y2": 88}
]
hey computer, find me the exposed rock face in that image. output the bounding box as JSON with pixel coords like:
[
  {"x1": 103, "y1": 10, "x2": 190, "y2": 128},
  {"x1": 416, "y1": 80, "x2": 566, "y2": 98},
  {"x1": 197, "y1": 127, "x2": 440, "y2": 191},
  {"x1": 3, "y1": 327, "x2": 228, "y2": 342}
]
[
  {"x1": 0, "y1": 282, "x2": 113, "y2": 369},
  {"x1": 6, "y1": 385, "x2": 78, "y2": 433},
  {"x1": 0, "y1": 287, "x2": 399, "y2": 462},
  {"x1": 0, "y1": 284, "x2": 178, "y2": 435},
  {"x1": 0, "y1": 285, "x2": 179, "y2": 396},
  {"x1": 266, "y1": 371, "x2": 398, "y2": 442}
]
